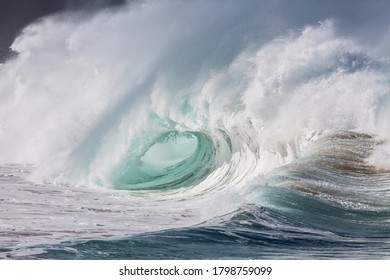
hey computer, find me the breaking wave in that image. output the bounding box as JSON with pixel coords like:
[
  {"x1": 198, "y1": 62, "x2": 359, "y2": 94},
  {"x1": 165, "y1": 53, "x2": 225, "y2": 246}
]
[{"x1": 1, "y1": 0, "x2": 390, "y2": 259}]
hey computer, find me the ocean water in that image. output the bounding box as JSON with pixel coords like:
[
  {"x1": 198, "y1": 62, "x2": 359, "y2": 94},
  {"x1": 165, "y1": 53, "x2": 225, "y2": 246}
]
[{"x1": 1, "y1": 0, "x2": 390, "y2": 259}]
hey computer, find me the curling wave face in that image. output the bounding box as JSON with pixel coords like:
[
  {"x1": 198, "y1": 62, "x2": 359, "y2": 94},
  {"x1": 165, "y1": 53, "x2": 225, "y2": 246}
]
[{"x1": 111, "y1": 131, "x2": 217, "y2": 190}]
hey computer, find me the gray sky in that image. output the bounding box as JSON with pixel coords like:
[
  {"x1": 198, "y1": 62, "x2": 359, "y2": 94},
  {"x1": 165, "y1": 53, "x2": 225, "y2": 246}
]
[{"x1": 0, "y1": 0, "x2": 125, "y2": 61}]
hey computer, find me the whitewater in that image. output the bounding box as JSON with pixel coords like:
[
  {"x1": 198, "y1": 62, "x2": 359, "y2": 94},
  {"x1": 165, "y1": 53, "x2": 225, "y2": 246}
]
[{"x1": 1, "y1": 0, "x2": 390, "y2": 259}]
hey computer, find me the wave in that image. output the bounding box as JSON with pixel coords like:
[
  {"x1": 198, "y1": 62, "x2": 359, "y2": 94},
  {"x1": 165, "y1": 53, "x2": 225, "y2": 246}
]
[{"x1": 1, "y1": 0, "x2": 390, "y2": 259}]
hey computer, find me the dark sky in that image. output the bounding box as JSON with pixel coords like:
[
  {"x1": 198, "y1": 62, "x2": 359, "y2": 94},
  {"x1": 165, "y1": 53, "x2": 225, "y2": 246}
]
[{"x1": 0, "y1": 0, "x2": 126, "y2": 61}]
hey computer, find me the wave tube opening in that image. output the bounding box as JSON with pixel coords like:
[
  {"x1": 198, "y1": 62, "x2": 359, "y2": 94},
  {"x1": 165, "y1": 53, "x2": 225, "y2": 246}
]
[{"x1": 111, "y1": 131, "x2": 216, "y2": 191}]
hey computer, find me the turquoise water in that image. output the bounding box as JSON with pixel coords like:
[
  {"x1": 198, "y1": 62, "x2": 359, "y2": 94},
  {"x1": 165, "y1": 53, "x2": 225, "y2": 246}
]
[{"x1": 113, "y1": 131, "x2": 216, "y2": 190}]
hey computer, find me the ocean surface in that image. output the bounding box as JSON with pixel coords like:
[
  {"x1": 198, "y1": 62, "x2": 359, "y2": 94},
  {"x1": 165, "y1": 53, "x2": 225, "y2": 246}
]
[{"x1": 1, "y1": 0, "x2": 390, "y2": 259}]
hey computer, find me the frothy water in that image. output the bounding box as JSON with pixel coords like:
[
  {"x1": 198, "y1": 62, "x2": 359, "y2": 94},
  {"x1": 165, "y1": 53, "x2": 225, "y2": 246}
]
[{"x1": 1, "y1": 0, "x2": 390, "y2": 259}]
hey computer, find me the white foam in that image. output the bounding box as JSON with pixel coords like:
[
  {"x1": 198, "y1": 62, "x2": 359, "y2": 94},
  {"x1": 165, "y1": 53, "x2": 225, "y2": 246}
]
[{"x1": 0, "y1": 2, "x2": 390, "y2": 189}]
